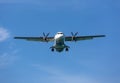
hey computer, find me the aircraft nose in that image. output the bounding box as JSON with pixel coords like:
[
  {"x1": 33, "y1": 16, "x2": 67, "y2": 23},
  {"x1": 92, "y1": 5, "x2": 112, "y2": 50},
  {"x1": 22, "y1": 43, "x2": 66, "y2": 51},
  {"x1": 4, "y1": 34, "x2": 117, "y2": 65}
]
[
  {"x1": 59, "y1": 34, "x2": 64, "y2": 38},
  {"x1": 55, "y1": 34, "x2": 64, "y2": 40}
]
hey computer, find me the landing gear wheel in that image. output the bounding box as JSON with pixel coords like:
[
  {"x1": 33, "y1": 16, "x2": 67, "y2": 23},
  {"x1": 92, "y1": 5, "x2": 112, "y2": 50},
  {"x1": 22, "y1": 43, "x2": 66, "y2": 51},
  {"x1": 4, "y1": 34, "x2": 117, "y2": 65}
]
[
  {"x1": 51, "y1": 48, "x2": 54, "y2": 52},
  {"x1": 65, "y1": 48, "x2": 69, "y2": 51}
]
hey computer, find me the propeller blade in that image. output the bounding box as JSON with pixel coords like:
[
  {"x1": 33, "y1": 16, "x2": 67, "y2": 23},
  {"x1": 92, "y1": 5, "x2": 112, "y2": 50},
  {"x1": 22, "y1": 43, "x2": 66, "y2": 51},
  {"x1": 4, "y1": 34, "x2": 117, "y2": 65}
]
[
  {"x1": 71, "y1": 32, "x2": 74, "y2": 36},
  {"x1": 75, "y1": 32, "x2": 78, "y2": 36},
  {"x1": 71, "y1": 32, "x2": 78, "y2": 41},
  {"x1": 46, "y1": 33, "x2": 50, "y2": 37},
  {"x1": 43, "y1": 32, "x2": 50, "y2": 37},
  {"x1": 71, "y1": 32, "x2": 78, "y2": 36},
  {"x1": 43, "y1": 32, "x2": 45, "y2": 37}
]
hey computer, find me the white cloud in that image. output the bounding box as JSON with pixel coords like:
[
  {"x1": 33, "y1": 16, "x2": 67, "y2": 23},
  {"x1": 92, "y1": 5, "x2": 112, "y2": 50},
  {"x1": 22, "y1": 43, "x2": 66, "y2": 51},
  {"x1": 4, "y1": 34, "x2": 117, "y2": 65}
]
[
  {"x1": 0, "y1": 0, "x2": 81, "y2": 8},
  {"x1": 0, "y1": 28, "x2": 19, "y2": 68},
  {"x1": 1, "y1": 0, "x2": 116, "y2": 13},
  {"x1": 32, "y1": 64, "x2": 101, "y2": 83},
  {"x1": 0, "y1": 50, "x2": 18, "y2": 68},
  {"x1": 0, "y1": 0, "x2": 109, "y2": 10},
  {"x1": 32, "y1": 64, "x2": 120, "y2": 83},
  {"x1": 0, "y1": 27, "x2": 10, "y2": 42}
]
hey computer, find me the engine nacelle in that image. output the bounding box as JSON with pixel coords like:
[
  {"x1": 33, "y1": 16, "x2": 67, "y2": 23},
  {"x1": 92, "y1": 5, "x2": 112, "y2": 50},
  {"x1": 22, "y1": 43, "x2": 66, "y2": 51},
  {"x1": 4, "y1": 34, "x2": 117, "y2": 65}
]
[{"x1": 71, "y1": 32, "x2": 78, "y2": 41}]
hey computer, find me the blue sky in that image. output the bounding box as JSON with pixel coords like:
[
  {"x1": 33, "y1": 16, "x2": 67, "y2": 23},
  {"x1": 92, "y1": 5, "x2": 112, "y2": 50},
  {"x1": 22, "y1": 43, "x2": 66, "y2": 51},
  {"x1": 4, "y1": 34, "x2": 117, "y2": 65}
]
[{"x1": 0, "y1": 0, "x2": 120, "y2": 83}]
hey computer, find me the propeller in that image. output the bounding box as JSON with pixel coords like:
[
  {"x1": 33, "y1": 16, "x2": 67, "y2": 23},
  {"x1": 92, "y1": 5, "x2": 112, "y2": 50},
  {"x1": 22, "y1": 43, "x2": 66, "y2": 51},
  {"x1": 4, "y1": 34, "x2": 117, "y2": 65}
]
[
  {"x1": 43, "y1": 32, "x2": 50, "y2": 42},
  {"x1": 71, "y1": 32, "x2": 78, "y2": 41}
]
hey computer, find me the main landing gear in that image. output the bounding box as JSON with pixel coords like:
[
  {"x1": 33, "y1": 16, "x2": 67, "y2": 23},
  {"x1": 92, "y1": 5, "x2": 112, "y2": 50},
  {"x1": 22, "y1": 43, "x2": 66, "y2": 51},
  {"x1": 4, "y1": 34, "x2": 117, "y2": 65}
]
[
  {"x1": 50, "y1": 46, "x2": 70, "y2": 52},
  {"x1": 50, "y1": 47, "x2": 55, "y2": 52},
  {"x1": 51, "y1": 48, "x2": 54, "y2": 52},
  {"x1": 65, "y1": 47, "x2": 69, "y2": 51}
]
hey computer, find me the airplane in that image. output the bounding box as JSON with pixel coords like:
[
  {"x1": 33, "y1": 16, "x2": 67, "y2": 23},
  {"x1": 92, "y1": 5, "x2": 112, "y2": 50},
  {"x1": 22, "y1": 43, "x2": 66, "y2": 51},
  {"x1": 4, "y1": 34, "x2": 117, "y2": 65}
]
[{"x1": 14, "y1": 32, "x2": 105, "y2": 52}]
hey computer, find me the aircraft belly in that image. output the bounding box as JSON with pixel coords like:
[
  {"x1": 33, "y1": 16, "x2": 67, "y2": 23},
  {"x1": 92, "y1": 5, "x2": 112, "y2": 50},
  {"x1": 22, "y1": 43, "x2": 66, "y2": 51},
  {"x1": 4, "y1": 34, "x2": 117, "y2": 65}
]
[
  {"x1": 56, "y1": 48, "x2": 64, "y2": 52},
  {"x1": 55, "y1": 37, "x2": 65, "y2": 52}
]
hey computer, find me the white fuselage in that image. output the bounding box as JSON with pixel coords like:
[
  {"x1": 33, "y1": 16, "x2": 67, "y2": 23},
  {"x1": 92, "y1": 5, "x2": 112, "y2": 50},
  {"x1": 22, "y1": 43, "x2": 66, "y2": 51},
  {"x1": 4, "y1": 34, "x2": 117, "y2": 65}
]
[{"x1": 53, "y1": 32, "x2": 66, "y2": 52}]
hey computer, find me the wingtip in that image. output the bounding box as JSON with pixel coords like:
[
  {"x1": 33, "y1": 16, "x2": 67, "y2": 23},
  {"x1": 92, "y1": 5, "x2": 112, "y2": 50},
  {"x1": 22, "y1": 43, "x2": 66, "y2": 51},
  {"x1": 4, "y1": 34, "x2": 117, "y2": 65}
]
[
  {"x1": 14, "y1": 37, "x2": 16, "y2": 39},
  {"x1": 14, "y1": 37, "x2": 20, "y2": 39},
  {"x1": 102, "y1": 35, "x2": 106, "y2": 37},
  {"x1": 98, "y1": 35, "x2": 106, "y2": 37},
  {"x1": 14, "y1": 37, "x2": 18, "y2": 39}
]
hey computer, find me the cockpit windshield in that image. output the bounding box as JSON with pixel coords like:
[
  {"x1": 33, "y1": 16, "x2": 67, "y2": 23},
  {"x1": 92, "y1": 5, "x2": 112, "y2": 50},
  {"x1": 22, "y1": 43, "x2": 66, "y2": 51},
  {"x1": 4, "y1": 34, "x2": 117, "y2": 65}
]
[{"x1": 57, "y1": 32, "x2": 63, "y2": 34}]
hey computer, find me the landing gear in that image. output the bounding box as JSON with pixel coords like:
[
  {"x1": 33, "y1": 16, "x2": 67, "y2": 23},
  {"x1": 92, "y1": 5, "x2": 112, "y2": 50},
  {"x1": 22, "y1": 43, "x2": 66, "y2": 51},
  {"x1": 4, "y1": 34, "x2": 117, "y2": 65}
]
[
  {"x1": 50, "y1": 45, "x2": 70, "y2": 52},
  {"x1": 50, "y1": 46, "x2": 55, "y2": 52},
  {"x1": 65, "y1": 45, "x2": 70, "y2": 52},
  {"x1": 65, "y1": 47, "x2": 69, "y2": 51},
  {"x1": 51, "y1": 48, "x2": 54, "y2": 52}
]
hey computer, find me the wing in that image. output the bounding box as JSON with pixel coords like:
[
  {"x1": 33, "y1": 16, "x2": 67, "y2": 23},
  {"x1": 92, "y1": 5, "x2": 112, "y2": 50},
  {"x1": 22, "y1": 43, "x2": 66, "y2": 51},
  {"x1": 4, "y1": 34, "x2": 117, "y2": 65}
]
[
  {"x1": 14, "y1": 36, "x2": 54, "y2": 42},
  {"x1": 65, "y1": 35, "x2": 105, "y2": 41}
]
